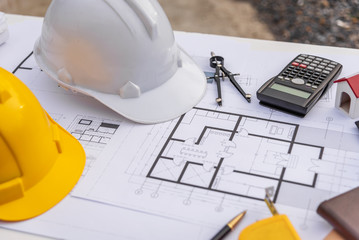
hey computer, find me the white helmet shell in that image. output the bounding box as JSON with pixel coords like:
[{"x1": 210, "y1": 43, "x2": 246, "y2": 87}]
[{"x1": 34, "y1": 0, "x2": 206, "y2": 123}]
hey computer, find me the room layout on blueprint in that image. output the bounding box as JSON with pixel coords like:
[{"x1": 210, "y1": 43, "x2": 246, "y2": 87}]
[{"x1": 73, "y1": 33, "x2": 359, "y2": 240}]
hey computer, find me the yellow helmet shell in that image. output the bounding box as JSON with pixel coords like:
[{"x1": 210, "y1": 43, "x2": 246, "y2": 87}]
[{"x1": 0, "y1": 67, "x2": 85, "y2": 221}]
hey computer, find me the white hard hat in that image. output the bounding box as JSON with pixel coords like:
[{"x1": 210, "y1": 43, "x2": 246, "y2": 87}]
[{"x1": 34, "y1": 0, "x2": 206, "y2": 124}]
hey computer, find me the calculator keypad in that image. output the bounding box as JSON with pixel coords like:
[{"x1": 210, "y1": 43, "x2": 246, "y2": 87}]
[
  {"x1": 257, "y1": 53, "x2": 342, "y2": 116},
  {"x1": 279, "y1": 54, "x2": 338, "y2": 89}
]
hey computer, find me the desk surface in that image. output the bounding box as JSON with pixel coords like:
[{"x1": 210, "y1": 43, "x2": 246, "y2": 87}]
[{"x1": 1, "y1": 14, "x2": 358, "y2": 240}]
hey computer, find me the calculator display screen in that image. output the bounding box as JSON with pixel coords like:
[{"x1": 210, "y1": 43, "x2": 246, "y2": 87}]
[{"x1": 270, "y1": 83, "x2": 311, "y2": 99}]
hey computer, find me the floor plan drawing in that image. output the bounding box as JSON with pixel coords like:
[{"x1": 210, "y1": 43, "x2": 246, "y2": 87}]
[
  {"x1": 147, "y1": 107, "x2": 322, "y2": 202},
  {"x1": 73, "y1": 104, "x2": 359, "y2": 240}
]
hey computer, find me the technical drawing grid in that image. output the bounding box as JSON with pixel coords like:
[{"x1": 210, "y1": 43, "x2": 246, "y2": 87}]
[
  {"x1": 116, "y1": 106, "x2": 359, "y2": 218},
  {"x1": 146, "y1": 107, "x2": 322, "y2": 203}
]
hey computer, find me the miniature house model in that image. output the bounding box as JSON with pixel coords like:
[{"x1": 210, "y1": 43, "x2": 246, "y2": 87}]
[{"x1": 334, "y1": 73, "x2": 359, "y2": 118}]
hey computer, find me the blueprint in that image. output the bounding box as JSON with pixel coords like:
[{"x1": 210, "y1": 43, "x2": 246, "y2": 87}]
[
  {"x1": 1, "y1": 19, "x2": 359, "y2": 240},
  {"x1": 73, "y1": 34, "x2": 359, "y2": 239},
  {"x1": 74, "y1": 101, "x2": 359, "y2": 240}
]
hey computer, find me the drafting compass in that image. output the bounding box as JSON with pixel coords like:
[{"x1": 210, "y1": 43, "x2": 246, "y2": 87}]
[{"x1": 209, "y1": 52, "x2": 251, "y2": 106}]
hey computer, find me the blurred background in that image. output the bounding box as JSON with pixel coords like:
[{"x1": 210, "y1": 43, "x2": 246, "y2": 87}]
[{"x1": 0, "y1": 0, "x2": 358, "y2": 48}]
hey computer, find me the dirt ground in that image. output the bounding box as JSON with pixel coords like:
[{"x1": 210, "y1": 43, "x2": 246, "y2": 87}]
[{"x1": 0, "y1": 0, "x2": 274, "y2": 40}]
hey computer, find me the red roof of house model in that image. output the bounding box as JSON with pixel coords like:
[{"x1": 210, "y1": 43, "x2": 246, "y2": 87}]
[{"x1": 334, "y1": 73, "x2": 359, "y2": 98}]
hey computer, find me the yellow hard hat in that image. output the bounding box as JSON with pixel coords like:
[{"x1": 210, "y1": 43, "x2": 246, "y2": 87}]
[{"x1": 0, "y1": 67, "x2": 85, "y2": 221}]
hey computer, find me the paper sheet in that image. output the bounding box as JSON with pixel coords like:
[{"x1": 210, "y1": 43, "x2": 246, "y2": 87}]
[
  {"x1": 74, "y1": 33, "x2": 359, "y2": 239},
  {"x1": 1, "y1": 18, "x2": 359, "y2": 240}
]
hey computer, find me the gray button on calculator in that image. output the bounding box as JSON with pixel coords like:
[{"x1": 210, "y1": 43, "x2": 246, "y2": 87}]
[{"x1": 291, "y1": 78, "x2": 305, "y2": 85}]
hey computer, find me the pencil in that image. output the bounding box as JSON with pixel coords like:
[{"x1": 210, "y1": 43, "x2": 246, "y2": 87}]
[{"x1": 211, "y1": 210, "x2": 247, "y2": 240}]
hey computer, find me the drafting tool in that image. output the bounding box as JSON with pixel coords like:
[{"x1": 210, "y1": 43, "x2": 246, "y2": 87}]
[
  {"x1": 209, "y1": 52, "x2": 251, "y2": 105},
  {"x1": 238, "y1": 187, "x2": 301, "y2": 240},
  {"x1": 211, "y1": 211, "x2": 246, "y2": 240}
]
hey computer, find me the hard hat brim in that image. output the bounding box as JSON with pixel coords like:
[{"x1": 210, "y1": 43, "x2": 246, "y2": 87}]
[
  {"x1": 34, "y1": 44, "x2": 207, "y2": 124},
  {"x1": 0, "y1": 115, "x2": 85, "y2": 221}
]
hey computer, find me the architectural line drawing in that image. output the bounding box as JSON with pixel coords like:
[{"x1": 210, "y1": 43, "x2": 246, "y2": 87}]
[{"x1": 147, "y1": 107, "x2": 323, "y2": 203}]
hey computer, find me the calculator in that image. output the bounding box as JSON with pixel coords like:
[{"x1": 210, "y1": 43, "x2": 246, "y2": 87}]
[{"x1": 257, "y1": 54, "x2": 342, "y2": 116}]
